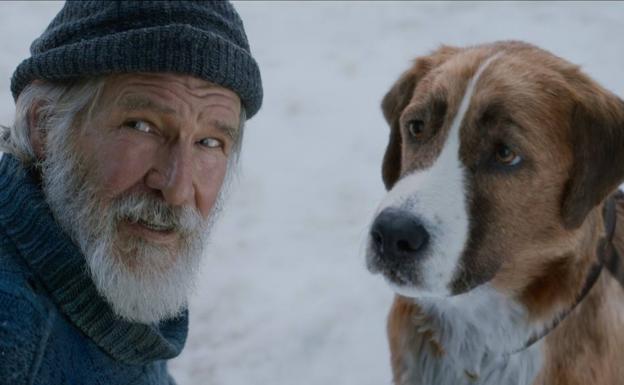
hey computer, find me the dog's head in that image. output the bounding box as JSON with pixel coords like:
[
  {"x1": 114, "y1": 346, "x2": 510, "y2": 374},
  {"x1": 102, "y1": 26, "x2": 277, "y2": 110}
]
[{"x1": 367, "y1": 41, "x2": 624, "y2": 304}]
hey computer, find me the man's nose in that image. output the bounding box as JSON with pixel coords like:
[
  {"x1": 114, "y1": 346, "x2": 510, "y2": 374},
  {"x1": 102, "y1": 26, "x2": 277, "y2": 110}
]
[{"x1": 149, "y1": 143, "x2": 195, "y2": 207}]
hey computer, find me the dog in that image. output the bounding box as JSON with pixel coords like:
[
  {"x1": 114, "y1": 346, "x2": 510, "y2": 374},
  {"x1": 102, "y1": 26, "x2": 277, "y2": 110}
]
[{"x1": 366, "y1": 41, "x2": 624, "y2": 385}]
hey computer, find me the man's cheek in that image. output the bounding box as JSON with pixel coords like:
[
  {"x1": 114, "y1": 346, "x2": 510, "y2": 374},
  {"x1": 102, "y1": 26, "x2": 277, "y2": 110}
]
[
  {"x1": 195, "y1": 156, "x2": 228, "y2": 217},
  {"x1": 80, "y1": 133, "x2": 155, "y2": 199}
]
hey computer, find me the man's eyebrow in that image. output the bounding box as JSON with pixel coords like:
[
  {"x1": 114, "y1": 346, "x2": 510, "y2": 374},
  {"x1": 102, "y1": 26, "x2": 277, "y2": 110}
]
[
  {"x1": 116, "y1": 95, "x2": 176, "y2": 114},
  {"x1": 213, "y1": 120, "x2": 239, "y2": 141},
  {"x1": 117, "y1": 95, "x2": 239, "y2": 139}
]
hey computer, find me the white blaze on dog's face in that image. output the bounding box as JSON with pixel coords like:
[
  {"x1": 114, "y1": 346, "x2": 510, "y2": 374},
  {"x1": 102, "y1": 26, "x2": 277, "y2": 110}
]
[
  {"x1": 367, "y1": 42, "x2": 624, "y2": 307},
  {"x1": 367, "y1": 51, "x2": 497, "y2": 298},
  {"x1": 370, "y1": 55, "x2": 496, "y2": 297}
]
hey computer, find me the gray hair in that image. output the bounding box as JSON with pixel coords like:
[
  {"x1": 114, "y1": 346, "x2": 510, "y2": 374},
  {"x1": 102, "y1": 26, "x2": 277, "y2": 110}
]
[
  {"x1": 1, "y1": 79, "x2": 106, "y2": 165},
  {"x1": 1, "y1": 78, "x2": 246, "y2": 165}
]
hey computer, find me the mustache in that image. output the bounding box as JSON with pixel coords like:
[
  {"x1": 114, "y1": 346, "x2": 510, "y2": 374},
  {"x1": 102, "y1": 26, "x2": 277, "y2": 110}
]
[{"x1": 111, "y1": 193, "x2": 203, "y2": 236}]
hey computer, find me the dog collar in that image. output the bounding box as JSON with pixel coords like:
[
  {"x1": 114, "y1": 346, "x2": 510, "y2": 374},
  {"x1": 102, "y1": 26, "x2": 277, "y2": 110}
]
[{"x1": 510, "y1": 194, "x2": 620, "y2": 355}]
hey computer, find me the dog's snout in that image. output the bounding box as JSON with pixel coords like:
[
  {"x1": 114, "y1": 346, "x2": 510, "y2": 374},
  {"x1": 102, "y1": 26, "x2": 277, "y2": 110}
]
[{"x1": 371, "y1": 208, "x2": 430, "y2": 263}]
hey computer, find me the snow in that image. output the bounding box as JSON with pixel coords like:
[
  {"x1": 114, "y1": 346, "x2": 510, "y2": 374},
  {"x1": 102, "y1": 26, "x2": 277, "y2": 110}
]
[{"x1": 1, "y1": 1, "x2": 624, "y2": 384}]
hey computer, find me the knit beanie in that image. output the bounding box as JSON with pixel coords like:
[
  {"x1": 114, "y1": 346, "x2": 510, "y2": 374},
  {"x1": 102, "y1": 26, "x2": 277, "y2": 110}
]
[{"x1": 11, "y1": 0, "x2": 263, "y2": 118}]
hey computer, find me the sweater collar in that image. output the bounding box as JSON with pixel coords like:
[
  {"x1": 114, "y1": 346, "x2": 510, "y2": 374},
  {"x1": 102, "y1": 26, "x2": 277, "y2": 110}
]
[{"x1": 0, "y1": 154, "x2": 188, "y2": 364}]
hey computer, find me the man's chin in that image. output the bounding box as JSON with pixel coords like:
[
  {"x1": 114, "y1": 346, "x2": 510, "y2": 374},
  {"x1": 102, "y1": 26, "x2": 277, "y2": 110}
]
[
  {"x1": 93, "y1": 263, "x2": 194, "y2": 324},
  {"x1": 88, "y1": 216, "x2": 210, "y2": 323},
  {"x1": 86, "y1": 240, "x2": 201, "y2": 324},
  {"x1": 113, "y1": 230, "x2": 186, "y2": 274}
]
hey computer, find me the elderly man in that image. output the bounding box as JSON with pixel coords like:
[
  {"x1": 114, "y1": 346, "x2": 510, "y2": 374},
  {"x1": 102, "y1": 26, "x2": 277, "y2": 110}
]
[{"x1": 0, "y1": 1, "x2": 261, "y2": 383}]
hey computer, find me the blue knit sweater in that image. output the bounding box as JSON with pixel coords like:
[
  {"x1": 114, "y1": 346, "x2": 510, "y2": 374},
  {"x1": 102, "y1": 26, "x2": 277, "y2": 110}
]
[{"x1": 0, "y1": 154, "x2": 188, "y2": 385}]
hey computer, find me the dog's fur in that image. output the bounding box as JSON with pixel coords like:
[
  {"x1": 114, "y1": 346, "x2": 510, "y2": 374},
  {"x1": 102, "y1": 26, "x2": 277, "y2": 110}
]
[{"x1": 367, "y1": 41, "x2": 624, "y2": 384}]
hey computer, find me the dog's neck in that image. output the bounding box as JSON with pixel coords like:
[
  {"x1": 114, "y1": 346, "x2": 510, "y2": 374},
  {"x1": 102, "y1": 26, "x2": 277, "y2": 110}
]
[
  {"x1": 396, "y1": 286, "x2": 543, "y2": 385},
  {"x1": 396, "y1": 199, "x2": 619, "y2": 385},
  {"x1": 510, "y1": 196, "x2": 618, "y2": 354}
]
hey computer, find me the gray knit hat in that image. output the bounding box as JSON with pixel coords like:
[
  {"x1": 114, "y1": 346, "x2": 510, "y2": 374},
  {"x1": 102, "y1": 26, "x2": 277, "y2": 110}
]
[{"x1": 11, "y1": 0, "x2": 263, "y2": 118}]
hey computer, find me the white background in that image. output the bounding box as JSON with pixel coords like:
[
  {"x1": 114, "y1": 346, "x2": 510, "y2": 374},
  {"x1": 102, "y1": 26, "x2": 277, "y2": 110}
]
[{"x1": 1, "y1": 1, "x2": 623, "y2": 384}]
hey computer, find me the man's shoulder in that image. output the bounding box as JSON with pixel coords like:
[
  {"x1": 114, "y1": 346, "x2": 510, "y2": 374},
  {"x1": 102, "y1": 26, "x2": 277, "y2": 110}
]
[
  {"x1": 0, "y1": 234, "x2": 46, "y2": 310},
  {"x1": 0, "y1": 245, "x2": 52, "y2": 385}
]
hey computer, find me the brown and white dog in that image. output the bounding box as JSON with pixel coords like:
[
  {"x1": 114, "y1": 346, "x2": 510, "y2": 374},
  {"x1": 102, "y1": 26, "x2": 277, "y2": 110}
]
[{"x1": 366, "y1": 41, "x2": 624, "y2": 385}]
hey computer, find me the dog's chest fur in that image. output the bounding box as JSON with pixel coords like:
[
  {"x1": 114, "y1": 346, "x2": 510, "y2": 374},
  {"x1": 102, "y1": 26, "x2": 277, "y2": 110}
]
[{"x1": 394, "y1": 286, "x2": 543, "y2": 385}]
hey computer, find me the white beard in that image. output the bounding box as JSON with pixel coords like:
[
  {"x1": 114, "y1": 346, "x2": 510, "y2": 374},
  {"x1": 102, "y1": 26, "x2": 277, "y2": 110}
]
[{"x1": 40, "y1": 125, "x2": 229, "y2": 324}]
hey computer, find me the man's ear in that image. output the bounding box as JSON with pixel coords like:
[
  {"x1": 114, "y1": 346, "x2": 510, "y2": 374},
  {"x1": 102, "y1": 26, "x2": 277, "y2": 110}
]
[
  {"x1": 561, "y1": 93, "x2": 624, "y2": 229},
  {"x1": 381, "y1": 46, "x2": 459, "y2": 190},
  {"x1": 28, "y1": 101, "x2": 46, "y2": 160}
]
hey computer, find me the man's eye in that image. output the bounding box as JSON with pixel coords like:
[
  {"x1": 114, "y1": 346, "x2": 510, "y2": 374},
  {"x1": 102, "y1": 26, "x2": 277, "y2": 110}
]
[
  {"x1": 123, "y1": 120, "x2": 153, "y2": 133},
  {"x1": 198, "y1": 138, "x2": 223, "y2": 149}
]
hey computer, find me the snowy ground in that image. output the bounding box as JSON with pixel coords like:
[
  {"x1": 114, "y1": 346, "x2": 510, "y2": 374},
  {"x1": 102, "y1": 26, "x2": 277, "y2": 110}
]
[{"x1": 1, "y1": 1, "x2": 624, "y2": 385}]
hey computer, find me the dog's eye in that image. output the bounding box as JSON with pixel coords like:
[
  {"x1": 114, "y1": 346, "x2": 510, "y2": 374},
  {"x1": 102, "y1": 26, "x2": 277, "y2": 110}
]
[
  {"x1": 407, "y1": 120, "x2": 426, "y2": 139},
  {"x1": 494, "y1": 144, "x2": 522, "y2": 166}
]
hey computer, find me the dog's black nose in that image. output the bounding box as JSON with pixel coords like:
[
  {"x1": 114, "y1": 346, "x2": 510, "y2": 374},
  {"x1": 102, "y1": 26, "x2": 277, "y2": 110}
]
[{"x1": 370, "y1": 208, "x2": 429, "y2": 263}]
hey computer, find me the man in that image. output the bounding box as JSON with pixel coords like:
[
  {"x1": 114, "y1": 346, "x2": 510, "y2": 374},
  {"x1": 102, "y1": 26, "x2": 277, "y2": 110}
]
[{"x1": 0, "y1": 1, "x2": 262, "y2": 384}]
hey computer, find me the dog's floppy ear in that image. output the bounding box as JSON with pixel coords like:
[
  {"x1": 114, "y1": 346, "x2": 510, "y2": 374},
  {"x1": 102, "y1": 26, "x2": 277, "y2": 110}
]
[
  {"x1": 381, "y1": 46, "x2": 459, "y2": 190},
  {"x1": 381, "y1": 68, "x2": 418, "y2": 190},
  {"x1": 562, "y1": 90, "x2": 624, "y2": 229}
]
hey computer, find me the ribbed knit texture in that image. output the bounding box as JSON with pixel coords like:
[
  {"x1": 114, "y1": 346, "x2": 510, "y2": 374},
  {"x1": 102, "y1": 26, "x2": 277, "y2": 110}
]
[
  {"x1": 11, "y1": 0, "x2": 263, "y2": 118},
  {"x1": 0, "y1": 154, "x2": 187, "y2": 384}
]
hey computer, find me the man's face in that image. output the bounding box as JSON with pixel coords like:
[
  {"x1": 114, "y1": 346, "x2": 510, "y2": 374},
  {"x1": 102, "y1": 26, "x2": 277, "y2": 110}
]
[
  {"x1": 80, "y1": 73, "x2": 240, "y2": 255},
  {"x1": 40, "y1": 73, "x2": 242, "y2": 323}
]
